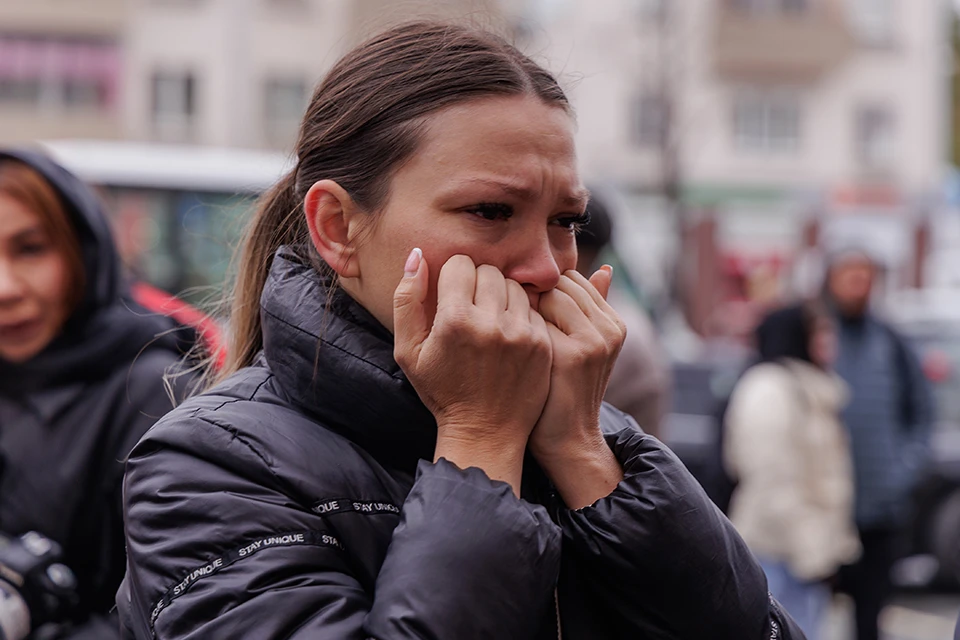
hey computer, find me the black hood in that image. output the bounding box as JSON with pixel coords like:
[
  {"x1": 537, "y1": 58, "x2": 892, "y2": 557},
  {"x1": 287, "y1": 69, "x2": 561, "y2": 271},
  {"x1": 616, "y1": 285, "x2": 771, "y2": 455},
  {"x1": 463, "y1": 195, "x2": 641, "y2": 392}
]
[
  {"x1": 0, "y1": 148, "x2": 181, "y2": 392},
  {"x1": 755, "y1": 304, "x2": 812, "y2": 365}
]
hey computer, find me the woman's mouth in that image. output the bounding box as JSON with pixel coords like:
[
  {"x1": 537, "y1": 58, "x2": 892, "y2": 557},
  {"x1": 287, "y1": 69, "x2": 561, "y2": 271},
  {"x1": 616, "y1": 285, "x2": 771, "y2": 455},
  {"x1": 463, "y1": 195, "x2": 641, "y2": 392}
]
[{"x1": 0, "y1": 318, "x2": 43, "y2": 342}]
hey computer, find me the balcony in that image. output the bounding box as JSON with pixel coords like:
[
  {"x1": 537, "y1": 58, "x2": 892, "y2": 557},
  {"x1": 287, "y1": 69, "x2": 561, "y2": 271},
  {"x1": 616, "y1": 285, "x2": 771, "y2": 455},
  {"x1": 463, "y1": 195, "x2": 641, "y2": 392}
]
[
  {"x1": 0, "y1": 108, "x2": 122, "y2": 145},
  {"x1": 0, "y1": 0, "x2": 127, "y2": 37},
  {"x1": 712, "y1": 0, "x2": 854, "y2": 82}
]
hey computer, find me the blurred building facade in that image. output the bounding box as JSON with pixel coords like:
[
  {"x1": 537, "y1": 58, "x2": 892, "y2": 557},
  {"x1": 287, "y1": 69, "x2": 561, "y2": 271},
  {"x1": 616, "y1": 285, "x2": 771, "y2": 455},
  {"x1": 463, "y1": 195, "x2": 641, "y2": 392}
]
[
  {"x1": 515, "y1": 0, "x2": 945, "y2": 200},
  {"x1": 510, "y1": 0, "x2": 950, "y2": 333},
  {"x1": 0, "y1": 0, "x2": 951, "y2": 339},
  {"x1": 0, "y1": 0, "x2": 499, "y2": 150},
  {"x1": 126, "y1": 0, "x2": 498, "y2": 150},
  {"x1": 0, "y1": 0, "x2": 127, "y2": 143}
]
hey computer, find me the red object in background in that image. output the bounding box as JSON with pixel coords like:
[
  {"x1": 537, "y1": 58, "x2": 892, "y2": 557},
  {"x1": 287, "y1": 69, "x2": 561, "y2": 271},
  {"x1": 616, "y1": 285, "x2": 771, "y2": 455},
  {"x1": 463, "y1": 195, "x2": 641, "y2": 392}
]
[
  {"x1": 720, "y1": 252, "x2": 787, "y2": 279},
  {"x1": 830, "y1": 184, "x2": 901, "y2": 209},
  {"x1": 131, "y1": 282, "x2": 226, "y2": 371},
  {"x1": 922, "y1": 349, "x2": 952, "y2": 384}
]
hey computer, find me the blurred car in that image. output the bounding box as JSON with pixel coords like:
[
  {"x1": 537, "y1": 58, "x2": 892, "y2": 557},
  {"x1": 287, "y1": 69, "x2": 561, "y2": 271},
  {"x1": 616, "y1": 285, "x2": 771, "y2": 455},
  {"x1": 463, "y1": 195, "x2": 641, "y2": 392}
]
[
  {"x1": 660, "y1": 351, "x2": 749, "y2": 514},
  {"x1": 879, "y1": 289, "x2": 960, "y2": 587},
  {"x1": 891, "y1": 326, "x2": 960, "y2": 587},
  {"x1": 36, "y1": 139, "x2": 291, "y2": 303}
]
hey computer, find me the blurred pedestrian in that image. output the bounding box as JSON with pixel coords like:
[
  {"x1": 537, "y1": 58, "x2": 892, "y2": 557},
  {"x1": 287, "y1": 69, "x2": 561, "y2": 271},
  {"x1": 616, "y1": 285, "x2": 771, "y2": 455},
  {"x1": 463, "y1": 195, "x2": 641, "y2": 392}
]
[
  {"x1": 824, "y1": 247, "x2": 934, "y2": 640},
  {"x1": 0, "y1": 150, "x2": 197, "y2": 640},
  {"x1": 117, "y1": 21, "x2": 806, "y2": 639},
  {"x1": 724, "y1": 302, "x2": 861, "y2": 640},
  {"x1": 575, "y1": 193, "x2": 670, "y2": 438}
]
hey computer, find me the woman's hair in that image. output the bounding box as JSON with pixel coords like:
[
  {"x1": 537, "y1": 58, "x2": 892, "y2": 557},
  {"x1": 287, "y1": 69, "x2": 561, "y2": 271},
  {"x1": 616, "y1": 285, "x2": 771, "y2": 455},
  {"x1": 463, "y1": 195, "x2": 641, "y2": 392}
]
[
  {"x1": 218, "y1": 20, "x2": 570, "y2": 382},
  {"x1": 755, "y1": 300, "x2": 832, "y2": 366},
  {"x1": 0, "y1": 159, "x2": 85, "y2": 313}
]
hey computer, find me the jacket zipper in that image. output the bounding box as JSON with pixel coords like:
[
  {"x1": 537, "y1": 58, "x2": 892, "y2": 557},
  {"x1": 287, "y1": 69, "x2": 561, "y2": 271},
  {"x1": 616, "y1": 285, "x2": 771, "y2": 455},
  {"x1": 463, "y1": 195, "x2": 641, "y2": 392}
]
[
  {"x1": 535, "y1": 475, "x2": 563, "y2": 640},
  {"x1": 554, "y1": 587, "x2": 563, "y2": 640}
]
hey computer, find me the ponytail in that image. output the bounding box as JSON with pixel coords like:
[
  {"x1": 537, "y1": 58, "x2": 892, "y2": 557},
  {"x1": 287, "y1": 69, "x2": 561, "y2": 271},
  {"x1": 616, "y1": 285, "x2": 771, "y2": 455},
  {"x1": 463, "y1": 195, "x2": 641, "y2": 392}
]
[{"x1": 217, "y1": 170, "x2": 307, "y2": 382}]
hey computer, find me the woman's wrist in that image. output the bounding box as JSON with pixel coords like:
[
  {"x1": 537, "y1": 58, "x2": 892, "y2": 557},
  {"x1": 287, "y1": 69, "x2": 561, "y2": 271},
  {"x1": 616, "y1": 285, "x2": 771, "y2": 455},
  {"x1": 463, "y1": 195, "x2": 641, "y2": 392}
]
[
  {"x1": 533, "y1": 431, "x2": 623, "y2": 510},
  {"x1": 433, "y1": 427, "x2": 528, "y2": 496}
]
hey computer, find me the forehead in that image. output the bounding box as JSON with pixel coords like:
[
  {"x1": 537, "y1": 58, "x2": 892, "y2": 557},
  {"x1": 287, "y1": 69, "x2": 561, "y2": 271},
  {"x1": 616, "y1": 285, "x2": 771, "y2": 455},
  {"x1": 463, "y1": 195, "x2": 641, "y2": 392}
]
[
  {"x1": 401, "y1": 95, "x2": 581, "y2": 193},
  {"x1": 834, "y1": 257, "x2": 875, "y2": 273},
  {"x1": 0, "y1": 194, "x2": 44, "y2": 236}
]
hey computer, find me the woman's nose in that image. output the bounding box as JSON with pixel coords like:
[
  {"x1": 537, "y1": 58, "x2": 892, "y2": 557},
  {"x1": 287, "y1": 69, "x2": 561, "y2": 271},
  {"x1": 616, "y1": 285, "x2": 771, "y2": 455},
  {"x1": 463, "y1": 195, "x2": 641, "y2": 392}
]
[
  {"x1": 505, "y1": 239, "x2": 563, "y2": 301},
  {"x1": 0, "y1": 259, "x2": 24, "y2": 304}
]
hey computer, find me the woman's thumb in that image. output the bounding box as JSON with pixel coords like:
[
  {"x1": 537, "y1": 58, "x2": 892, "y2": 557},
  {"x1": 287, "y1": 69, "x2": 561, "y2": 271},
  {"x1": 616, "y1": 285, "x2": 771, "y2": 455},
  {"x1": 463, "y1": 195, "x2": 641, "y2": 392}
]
[
  {"x1": 393, "y1": 248, "x2": 430, "y2": 363},
  {"x1": 589, "y1": 264, "x2": 614, "y2": 300}
]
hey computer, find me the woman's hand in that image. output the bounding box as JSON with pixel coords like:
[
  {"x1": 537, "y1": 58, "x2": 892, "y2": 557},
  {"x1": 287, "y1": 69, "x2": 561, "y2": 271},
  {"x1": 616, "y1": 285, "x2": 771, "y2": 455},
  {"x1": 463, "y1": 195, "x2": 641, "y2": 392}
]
[
  {"x1": 530, "y1": 267, "x2": 627, "y2": 508},
  {"x1": 393, "y1": 250, "x2": 553, "y2": 494}
]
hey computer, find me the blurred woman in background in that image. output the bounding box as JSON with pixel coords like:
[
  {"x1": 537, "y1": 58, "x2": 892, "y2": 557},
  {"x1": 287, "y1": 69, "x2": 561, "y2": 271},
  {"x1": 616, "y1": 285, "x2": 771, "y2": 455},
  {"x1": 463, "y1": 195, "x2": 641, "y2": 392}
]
[
  {"x1": 0, "y1": 150, "x2": 195, "y2": 640},
  {"x1": 725, "y1": 301, "x2": 861, "y2": 640}
]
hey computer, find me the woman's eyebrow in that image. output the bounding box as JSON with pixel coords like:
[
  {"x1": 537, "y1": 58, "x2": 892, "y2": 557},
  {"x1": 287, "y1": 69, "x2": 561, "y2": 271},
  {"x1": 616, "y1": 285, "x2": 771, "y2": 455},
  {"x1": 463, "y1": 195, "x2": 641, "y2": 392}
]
[
  {"x1": 10, "y1": 226, "x2": 45, "y2": 243},
  {"x1": 453, "y1": 178, "x2": 590, "y2": 207}
]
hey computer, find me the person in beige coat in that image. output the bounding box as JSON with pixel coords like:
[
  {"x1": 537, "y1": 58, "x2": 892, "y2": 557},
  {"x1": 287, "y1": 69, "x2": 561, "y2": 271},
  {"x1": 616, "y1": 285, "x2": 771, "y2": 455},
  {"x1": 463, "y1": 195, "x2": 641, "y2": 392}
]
[{"x1": 725, "y1": 302, "x2": 861, "y2": 640}]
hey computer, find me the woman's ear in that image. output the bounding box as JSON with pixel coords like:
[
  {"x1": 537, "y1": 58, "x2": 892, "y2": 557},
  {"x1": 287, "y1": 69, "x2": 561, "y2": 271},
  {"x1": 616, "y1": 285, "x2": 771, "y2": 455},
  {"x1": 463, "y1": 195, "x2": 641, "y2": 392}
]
[{"x1": 304, "y1": 180, "x2": 362, "y2": 278}]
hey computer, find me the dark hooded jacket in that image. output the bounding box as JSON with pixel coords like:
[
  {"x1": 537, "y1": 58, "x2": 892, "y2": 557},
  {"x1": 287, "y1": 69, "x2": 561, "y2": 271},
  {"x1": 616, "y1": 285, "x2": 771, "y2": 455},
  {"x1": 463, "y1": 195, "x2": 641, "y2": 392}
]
[
  {"x1": 118, "y1": 246, "x2": 805, "y2": 640},
  {"x1": 0, "y1": 150, "x2": 195, "y2": 640}
]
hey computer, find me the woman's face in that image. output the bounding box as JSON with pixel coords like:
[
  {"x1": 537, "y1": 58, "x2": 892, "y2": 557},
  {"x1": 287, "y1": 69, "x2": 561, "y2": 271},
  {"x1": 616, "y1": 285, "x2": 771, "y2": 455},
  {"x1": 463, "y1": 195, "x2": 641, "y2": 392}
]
[
  {"x1": 0, "y1": 194, "x2": 71, "y2": 363},
  {"x1": 809, "y1": 321, "x2": 838, "y2": 369},
  {"x1": 344, "y1": 95, "x2": 588, "y2": 331}
]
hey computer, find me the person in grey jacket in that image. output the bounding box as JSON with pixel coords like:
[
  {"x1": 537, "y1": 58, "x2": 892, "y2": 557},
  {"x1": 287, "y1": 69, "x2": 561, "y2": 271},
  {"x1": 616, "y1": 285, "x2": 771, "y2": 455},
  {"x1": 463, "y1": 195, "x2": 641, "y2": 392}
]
[
  {"x1": 825, "y1": 248, "x2": 934, "y2": 640},
  {"x1": 118, "y1": 21, "x2": 805, "y2": 640}
]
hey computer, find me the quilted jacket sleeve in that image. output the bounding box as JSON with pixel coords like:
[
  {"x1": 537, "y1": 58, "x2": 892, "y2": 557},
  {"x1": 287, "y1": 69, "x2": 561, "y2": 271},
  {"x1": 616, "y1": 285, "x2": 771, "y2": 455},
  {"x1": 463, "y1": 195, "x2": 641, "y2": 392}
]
[
  {"x1": 118, "y1": 415, "x2": 561, "y2": 640},
  {"x1": 556, "y1": 407, "x2": 807, "y2": 640}
]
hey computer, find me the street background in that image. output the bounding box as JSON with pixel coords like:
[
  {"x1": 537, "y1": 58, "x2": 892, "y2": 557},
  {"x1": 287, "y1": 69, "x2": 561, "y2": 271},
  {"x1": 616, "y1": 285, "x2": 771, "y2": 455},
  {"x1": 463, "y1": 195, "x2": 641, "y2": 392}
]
[{"x1": 2, "y1": 0, "x2": 960, "y2": 638}]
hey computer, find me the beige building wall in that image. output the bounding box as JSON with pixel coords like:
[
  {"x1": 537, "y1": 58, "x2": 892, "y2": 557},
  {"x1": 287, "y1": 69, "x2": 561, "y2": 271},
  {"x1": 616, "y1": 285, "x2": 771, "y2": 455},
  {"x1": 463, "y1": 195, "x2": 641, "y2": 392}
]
[
  {"x1": 0, "y1": 0, "x2": 127, "y2": 145},
  {"x1": 518, "y1": 0, "x2": 946, "y2": 199},
  {"x1": 0, "y1": 0, "x2": 505, "y2": 149},
  {"x1": 124, "y1": 0, "x2": 504, "y2": 151}
]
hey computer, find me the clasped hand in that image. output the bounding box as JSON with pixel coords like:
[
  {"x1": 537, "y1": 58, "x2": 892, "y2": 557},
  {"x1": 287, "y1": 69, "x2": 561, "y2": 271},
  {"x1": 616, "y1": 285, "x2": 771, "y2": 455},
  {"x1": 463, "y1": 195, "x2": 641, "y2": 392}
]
[{"x1": 394, "y1": 252, "x2": 626, "y2": 507}]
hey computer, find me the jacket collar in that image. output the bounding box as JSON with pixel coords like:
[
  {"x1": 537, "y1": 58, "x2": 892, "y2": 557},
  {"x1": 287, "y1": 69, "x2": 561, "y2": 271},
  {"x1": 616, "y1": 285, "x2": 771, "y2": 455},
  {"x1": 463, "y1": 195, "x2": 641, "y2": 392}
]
[
  {"x1": 782, "y1": 359, "x2": 849, "y2": 411},
  {"x1": 259, "y1": 247, "x2": 437, "y2": 474}
]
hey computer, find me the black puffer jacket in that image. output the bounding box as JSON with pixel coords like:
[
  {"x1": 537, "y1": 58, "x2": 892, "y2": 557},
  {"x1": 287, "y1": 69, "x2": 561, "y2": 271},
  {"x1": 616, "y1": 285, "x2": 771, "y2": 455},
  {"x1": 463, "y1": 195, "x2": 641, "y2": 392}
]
[
  {"x1": 0, "y1": 150, "x2": 196, "y2": 639},
  {"x1": 118, "y1": 247, "x2": 805, "y2": 640}
]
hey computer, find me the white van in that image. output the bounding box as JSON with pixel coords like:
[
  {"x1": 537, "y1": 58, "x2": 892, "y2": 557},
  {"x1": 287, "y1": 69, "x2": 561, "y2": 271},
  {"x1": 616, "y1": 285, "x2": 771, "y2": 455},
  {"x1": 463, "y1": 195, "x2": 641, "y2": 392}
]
[{"x1": 36, "y1": 139, "x2": 292, "y2": 299}]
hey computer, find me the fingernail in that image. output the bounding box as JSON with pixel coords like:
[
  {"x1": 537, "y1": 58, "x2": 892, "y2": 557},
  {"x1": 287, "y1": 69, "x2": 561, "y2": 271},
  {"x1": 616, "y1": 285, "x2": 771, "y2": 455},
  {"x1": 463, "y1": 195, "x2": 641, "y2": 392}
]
[
  {"x1": 404, "y1": 247, "x2": 422, "y2": 277},
  {"x1": 601, "y1": 264, "x2": 613, "y2": 276}
]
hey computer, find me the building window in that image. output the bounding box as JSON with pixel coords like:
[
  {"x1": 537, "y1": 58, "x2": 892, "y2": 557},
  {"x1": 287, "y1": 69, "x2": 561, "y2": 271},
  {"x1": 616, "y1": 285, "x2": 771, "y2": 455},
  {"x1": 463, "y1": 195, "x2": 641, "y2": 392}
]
[
  {"x1": 526, "y1": 0, "x2": 574, "y2": 23},
  {"x1": 849, "y1": 0, "x2": 895, "y2": 46},
  {"x1": 630, "y1": 92, "x2": 667, "y2": 148},
  {"x1": 855, "y1": 105, "x2": 895, "y2": 171},
  {"x1": 264, "y1": 77, "x2": 306, "y2": 147},
  {"x1": 0, "y1": 36, "x2": 119, "y2": 112},
  {"x1": 151, "y1": 71, "x2": 196, "y2": 141},
  {"x1": 733, "y1": 90, "x2": 800, "y2": 152},
  {"x1": 263, "y1": 0, "x2": 309, "y2": 15},
  {"x1": 727, "y1": 0, "x2": 809, "y2": 14},
  {"x1": 633, "y1": 0, "x2": 668, "y2": 22}
]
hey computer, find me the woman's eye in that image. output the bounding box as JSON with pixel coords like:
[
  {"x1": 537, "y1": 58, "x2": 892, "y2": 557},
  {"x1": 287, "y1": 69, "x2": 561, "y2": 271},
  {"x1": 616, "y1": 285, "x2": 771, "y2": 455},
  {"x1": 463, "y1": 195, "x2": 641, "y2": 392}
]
[
  {"x1": 465, "y1": 202, "x2": 513, "y2": 221},
  {"x1": 554, "y1": 212, "x2": 591, "y2": 233},
  {"x1": 17, "y1": 243, "x2": 49, "y2": 256}
]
